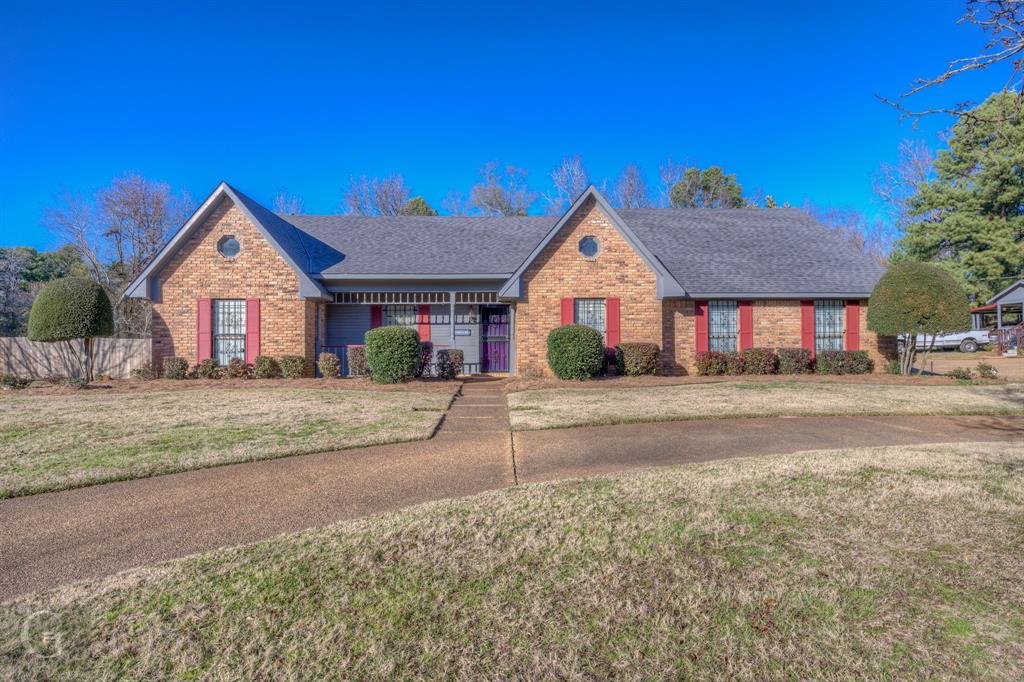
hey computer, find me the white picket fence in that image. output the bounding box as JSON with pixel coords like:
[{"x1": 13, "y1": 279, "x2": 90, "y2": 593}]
[{"x1": 0, "y1": 337, "x2": 151, "y2": 380}]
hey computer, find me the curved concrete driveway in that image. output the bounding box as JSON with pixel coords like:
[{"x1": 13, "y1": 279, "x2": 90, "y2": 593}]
[{"x1": 1, "y1": 379, "x2": 1021, "y2": 599}]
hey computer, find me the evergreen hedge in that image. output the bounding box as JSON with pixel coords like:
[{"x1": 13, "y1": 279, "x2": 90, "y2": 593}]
[
  {"x1": 547, "y1": 325, "x2": 604, "y2": 380},
  {"x1": 365, "y1": 326, "x2": 421, "y2": 383},
  {"x1": 614, "y1": 343, "x2": 660, "y2": 376}
]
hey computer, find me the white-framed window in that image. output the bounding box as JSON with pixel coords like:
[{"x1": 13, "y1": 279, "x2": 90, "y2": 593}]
[
  {"x1": 213, "y1": 299, "x2": 246, "y2": 365},
  {"x1": 814, "y1": 300, "x2": 845, "y2": 352},
  {"x1": 708, "y1": 300, "x2": 738, "y2": 352},
  {"x1": 574, "y1": 298, "x2": 605, "y2": 339},
  {"x1": 383, "y1": 304, "x2": 417, "y2": 328}
]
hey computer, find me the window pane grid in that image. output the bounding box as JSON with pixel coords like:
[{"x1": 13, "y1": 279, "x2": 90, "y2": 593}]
[
  {"x1": 709, "y1": 300, "x2": 738, "y2": 352},
  {"x1": 213, "y1": 299, "x2": 246, "y2": 366},
  {"x1": 574, "y1": 299, "x2": 605, "y2": 339},
  {"x1": 814, "y1": 300, "x2": 844, "y2": 352},
  {"x1": 383, "y1": 305, "x2": 417, "y2": 328}
]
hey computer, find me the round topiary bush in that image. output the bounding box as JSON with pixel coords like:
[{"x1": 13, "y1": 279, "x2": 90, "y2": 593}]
[
  {"x1": 365, "y1": 326, "x2": 421, "y2": 384},
  {"x1": 28, "y1": 277, "x2": 114, "y2": 381},
  {"x1": 547, "y1": 324, "x2": 604, "y2": 380},
  {"x1": 868, "y1": 262, "x2": 970, "y2": 375}
]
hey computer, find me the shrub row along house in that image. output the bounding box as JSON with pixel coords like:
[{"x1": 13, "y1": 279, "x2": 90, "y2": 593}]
[{"x1": 125, "y1": 183, "x2": 895, "y2": 377}]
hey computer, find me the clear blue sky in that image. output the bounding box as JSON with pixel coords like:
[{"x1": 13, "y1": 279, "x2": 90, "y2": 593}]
[{"x1": 0, "y1": 0, "x2": 1009, "y2": 249}]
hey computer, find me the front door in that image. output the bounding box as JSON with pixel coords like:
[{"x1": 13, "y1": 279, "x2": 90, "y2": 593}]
[{"x1": 480, "y1": 306, "x2": 509, "y2": 372}]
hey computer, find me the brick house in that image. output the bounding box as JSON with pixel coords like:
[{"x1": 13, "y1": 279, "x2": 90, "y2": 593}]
[{"x1": 126, "y1": 182, "x2": 895, "y2": 376}]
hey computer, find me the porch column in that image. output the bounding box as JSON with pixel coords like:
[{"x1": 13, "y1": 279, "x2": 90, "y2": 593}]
[
  {"x1": 997, "y1": 303, "x2": 1004, "y2": 329},
  {"x1": 449, "y1": 291, "x2": 456, "y2": 345}
]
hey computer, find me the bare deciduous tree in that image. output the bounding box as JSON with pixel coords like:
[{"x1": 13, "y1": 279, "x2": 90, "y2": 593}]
[
  {"x1": 470, "y1": 162, "x2": 538, "y2": 216},
  {"x1": 48, "y1": 173, "x2": 192, "y2": 336},
  {"x1": 658, "y1": 157, "x2": 686, "y2": 207},
  {"x1": 610, "y1": 164, "x2": 651, "y2": 209},
  {"x1": 804, "y1": 203, "x2": 895, "y2": 265},
  {"x1": 544, "y1": 155, "x2": 589, "y2": 215},
  {"x1": 441, "y1": 190, "x2": 472, "y2": 216},
  {"x1": 879, "y1": 0, "x2": 1024, "y2": 121},
  {"x1": 343, "y1": 175, "x2": 411, "y2": 216},
  {"x1": 872, "y1": 139, "x2": 937, "y2": 228},
  {"x1": 273, "y1": 191, "x2": 304, "y2": 215}
]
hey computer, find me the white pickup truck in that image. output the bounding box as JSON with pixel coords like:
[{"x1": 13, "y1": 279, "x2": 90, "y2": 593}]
[{"x1": 899, "y1": 330, "x2": 995, "y2": 353}]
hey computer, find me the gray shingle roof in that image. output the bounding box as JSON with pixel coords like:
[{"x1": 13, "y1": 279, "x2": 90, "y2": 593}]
[
  {"x1": 283, "y1": 215, "x2": 555, "y2": 276},
  {"x1": 618, "y1": 208, "x2": 886, "y2": 297},
  {"x1": 275, "y1": 205, "x2": 884, "y2": 296}
]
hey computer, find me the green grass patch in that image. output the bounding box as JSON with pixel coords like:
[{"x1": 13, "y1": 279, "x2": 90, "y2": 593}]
[
  {"x1": 2, "y1": 442, "x2": 1023, "y2": 679},
  {"x1": 0, "y1": 387, "x2": 452, "y2": 498},
  {"x1": 508, "y1": 381, "x2": 1024, "y2": 430}
]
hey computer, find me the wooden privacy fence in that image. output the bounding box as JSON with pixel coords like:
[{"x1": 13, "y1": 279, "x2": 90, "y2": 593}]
[{"x1": 0, "y1": 337, "x2": 151, "y2": 380}]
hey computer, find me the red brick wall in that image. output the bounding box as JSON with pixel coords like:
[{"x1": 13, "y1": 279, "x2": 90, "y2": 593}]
[
  {"x1": 514, "y1": 197, "x2": 662, "y2": 376},
  {"x1": 660, "y1": 298, "x2": 894, "y2": 374},
  {"x1": 151, "y1": 197, "x2": 316, "y2": 375},
  {"x1": 510, "y1": 197, "x2": 895, "y2": 376}
]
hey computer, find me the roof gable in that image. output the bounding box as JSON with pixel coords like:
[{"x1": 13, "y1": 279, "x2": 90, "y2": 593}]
[
  {"x1": 497, "y1": 186, "x2": 686, "y2": 299},
  {"x1": 987, "y1": 280, "x2": 1024, "y2": 305},
  {"x1": 124, "y1": 183, "x2": 327, "y2": 300}
]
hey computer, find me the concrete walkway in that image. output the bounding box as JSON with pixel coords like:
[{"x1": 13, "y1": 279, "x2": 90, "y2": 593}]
[{"x1": 1, "y1": 379, "x2": 1021, "y2": 599}]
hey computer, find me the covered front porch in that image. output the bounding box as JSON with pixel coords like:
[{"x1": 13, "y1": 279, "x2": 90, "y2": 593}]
[{"x1": 319, "y1": 290, "x2": 513, "y2": 376}]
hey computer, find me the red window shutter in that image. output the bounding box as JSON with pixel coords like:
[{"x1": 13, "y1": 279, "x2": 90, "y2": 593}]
[
  {"x1": 196, "y1": 298, "x2": 212, "y2": 362},
  {"x1": 417, "y1": 304, "x2": 431, "y2": 342},
  {"x1": 245, "y1": 299, "x2": 260, "y2": 364},
  {"x1": 370, "y1": 305, "x2": 382, "y2": 328},
  {"x1": 694, "y1": 300, "x2": 709, "y2": 354},
  {"x1": 800, "y1": 300, "x2": 815, "y2": 357},
  {"x1": 605, "y1": 298, "x2": 621, "y2": 348},
  {"x1": 845, "y1": 300, "x2": 860, "y2": 350},
  {"x1": 739, "y1": 301, "x2": 753, "y2": 350},
  {"x1": 560, "y1": 298, "x2": 574, "y2": 325}
]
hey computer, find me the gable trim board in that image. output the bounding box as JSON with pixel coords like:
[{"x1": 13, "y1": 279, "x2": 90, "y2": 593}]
[
  {"x1": 497, "y1": 186, "x2": 687, "y2": 300},
  {"x1": 987, "y1": 280, "x2": 1024, "y2": 305},
  {"x1": 124, "y1": 182, "x2": 327, "y2": 301}
]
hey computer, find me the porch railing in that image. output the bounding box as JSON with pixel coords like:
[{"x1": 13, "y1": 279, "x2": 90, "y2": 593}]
[
  {"x1": 993, "y1": 323, "x2": 1024, "y2": 355},
  {"x1": 320, "y1": 344, "x2": 479, "y2": 377}
]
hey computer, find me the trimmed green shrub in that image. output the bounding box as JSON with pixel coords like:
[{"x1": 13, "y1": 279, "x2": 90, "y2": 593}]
[
  {"x1": 723, "y1": 352, "x2": 744, "y2": 375},
  {"x1": 253, "y1": 355, "x2": 282, "y2": 379},
  {"x1": 777, "y1": 348, "x2": 812, "y2": 374},
  {"x1": 318, "y1": 352, "x2": 341, "y2": 379},
  {"x1": 976, "y1": 362, "x2": 998, "y2": 380},
  {"x1": 347, "y1": 346, "x2": 370, "y2": 377},
  {"x1": 162, "y1": 357, "x2": 189, "y2": 380},
  {"x1": 414, "y1": 342, "x2": 434, "y2": 378},
  {"x1": 27, "y1": 276, "x2": 114, "y2": 382},
  {"x1": 436, "y1": 349, "x2": 464, "y2": 380},
  {"x1": 193, "y1": 358, "x2": 223, "y2": 379},
  {"x1": 696, "y1": 351, "x2": 727, "y2": 376},
  {"x1": 741, "y1": 347, "x2": 777, "y2": 375},
  {"x1": 279, "y1": 355, "x2": 307, "y2": 379},
  {"x1": 868, "y1": 262, "x2": 970, "y2": 375},
  {"x1": 1, "y1": 375, "x2": 30, "y2": 390},
  {"x1": 614, "y1": 343, "x2": 660, "y2": 376},
  {"x1": 225, "y1": 357, "x2": 251, "y2": 379},
  {"x1": 547, "y1": 324, "x2": 604, "y2": 380},
  {"x1": 365, "y1": 326, "x2": 421, "y2": 384},
  {"x1": 814, "y1": 350, "x2": 873, "y2": 375},
  {"x1": 130, "y1": 362, "x2": 156, "y2": 380}
]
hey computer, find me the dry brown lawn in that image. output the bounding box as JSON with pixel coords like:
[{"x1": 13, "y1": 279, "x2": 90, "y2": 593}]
[
  {"x1": 0, "y1": 387, "x2": 453, "y2": 498},
  {"x1": 2, "y1": 441, "x2": 1022, "y2": 679},
  {"x1": 508, "y1": 381, "x2": 1024, "y2": 430}
]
